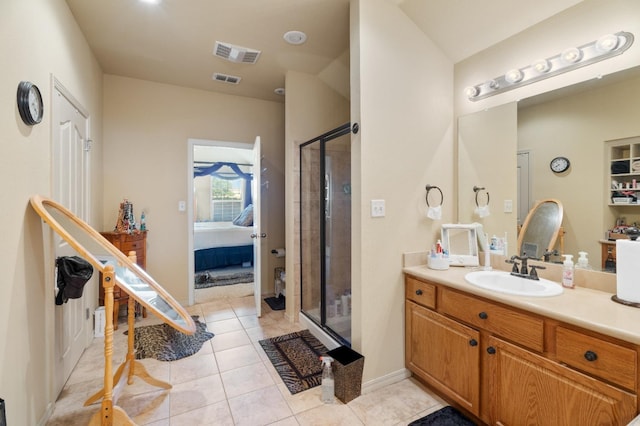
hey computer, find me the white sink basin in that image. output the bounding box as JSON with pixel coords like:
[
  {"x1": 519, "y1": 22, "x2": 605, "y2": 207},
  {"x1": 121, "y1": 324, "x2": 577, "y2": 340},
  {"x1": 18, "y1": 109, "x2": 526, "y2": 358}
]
[{"x1": 465, "y1": 270, "x2": 564, "y2": 297}]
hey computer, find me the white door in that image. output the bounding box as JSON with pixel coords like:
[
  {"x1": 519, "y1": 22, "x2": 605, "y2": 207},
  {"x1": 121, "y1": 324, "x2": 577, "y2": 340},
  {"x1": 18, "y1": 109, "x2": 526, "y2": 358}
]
[
  {"x1": 52, "y1": 84, "x2": 91, "y2": 395},
  {"x1": 251, "y1": 137, "x2": 263, "y2": 317}
]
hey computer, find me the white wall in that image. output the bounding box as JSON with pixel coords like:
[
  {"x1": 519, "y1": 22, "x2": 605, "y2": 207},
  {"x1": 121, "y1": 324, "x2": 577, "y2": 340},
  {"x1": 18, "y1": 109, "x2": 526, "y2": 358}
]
[
  {"x1": 351, "y1": 0, "x2": 454, "y2": 382},
  {"x1": 103, "y1": 75, "x2": 285, "y2": 303},
  {"x1": 0, "y1": 0, "x2": 103, "y2": 423},
  {"x1": 455, "y1": 0, "x2": 640, "y2": 117}
]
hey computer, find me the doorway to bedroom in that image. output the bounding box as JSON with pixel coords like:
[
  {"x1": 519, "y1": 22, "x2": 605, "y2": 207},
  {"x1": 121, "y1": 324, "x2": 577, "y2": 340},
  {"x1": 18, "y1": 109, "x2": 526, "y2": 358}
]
[{"x1": 188, "y1": 139, "x2": 259, "y2": 304}]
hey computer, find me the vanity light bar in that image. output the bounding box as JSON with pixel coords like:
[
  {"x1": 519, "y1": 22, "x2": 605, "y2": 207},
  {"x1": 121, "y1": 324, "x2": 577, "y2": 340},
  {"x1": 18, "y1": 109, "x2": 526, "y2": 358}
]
[{"x1": 465, "y1": 31, "x2": 634, "y2": 102}]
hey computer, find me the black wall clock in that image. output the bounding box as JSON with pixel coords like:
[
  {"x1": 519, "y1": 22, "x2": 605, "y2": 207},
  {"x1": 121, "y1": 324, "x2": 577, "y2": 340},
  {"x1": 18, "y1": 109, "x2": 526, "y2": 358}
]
[
  {"x1": 17, "y1": 81, "x2": 44, "y2": 126},
  {"x1": 550, "y1": 156, "x2": 570, "y2": 173}
]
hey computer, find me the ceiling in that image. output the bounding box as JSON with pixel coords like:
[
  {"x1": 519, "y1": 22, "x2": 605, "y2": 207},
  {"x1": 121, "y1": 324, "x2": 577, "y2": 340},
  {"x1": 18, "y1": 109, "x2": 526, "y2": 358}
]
[{"x1": 65, "y1": 0, "x2": 583, "y2": 104}]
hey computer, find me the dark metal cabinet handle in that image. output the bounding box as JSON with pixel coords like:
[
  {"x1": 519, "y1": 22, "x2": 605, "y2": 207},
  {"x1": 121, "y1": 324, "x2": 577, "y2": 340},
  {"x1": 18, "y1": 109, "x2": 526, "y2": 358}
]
[
  {"x1": 584, "y1": 350, "x2": 598, "y2": 362},
  {"x1": 469, "y1": 339, "x2": 478, "y2": 347},
  {"x1": 478, "y1": 312, "x2": 488, "y2": 320},
  {"x1": 487, "y1": 346, "x2": 496, "y2": 355},
  {"x1": 415, "y1": 289, "x2": 423, "y2": 296}
]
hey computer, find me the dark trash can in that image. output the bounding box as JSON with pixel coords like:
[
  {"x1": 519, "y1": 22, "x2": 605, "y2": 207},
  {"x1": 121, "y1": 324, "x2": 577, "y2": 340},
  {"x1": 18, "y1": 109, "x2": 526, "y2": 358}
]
[{"x1": 327, "y1": 345, "x2": 364, "y2": 403}]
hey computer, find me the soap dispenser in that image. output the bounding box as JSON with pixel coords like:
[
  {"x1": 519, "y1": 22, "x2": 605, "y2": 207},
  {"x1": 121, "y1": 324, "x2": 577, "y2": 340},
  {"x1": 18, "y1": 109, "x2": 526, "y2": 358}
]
[
  {"x1": 576, "y1": 251, "x2": 591, "y2": 270},
  {"x1": 562, "y1": 254, "x2": 575, "y2": 289}
]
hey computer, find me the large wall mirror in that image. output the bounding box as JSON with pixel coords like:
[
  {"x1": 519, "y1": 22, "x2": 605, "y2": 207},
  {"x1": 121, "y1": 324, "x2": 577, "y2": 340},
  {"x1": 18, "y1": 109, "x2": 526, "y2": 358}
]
[{"x1": 458, "y1": 65, "x2": 640, "y2": 272}]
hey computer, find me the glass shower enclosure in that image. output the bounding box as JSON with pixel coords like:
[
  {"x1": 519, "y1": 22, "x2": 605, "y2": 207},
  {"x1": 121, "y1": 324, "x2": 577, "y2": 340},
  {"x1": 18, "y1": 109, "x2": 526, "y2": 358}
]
[{"x1": 300, "y1": 123, "x2": 351, "y2": 345}]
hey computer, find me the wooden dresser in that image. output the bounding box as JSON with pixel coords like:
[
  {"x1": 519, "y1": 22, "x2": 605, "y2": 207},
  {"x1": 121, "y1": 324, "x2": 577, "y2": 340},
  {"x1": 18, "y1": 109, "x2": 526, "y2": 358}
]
[{"x1": 100, "y1": 231, "x2": 147, "y2": 329}]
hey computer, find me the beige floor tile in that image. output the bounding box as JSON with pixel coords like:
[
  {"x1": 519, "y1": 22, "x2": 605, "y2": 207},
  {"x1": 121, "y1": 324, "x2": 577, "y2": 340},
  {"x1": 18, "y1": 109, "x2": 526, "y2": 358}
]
[
  {"x1": 295, "y1": 403, "x2": 364, "y2": 426},
  {"x1": 348, "y1": 379, "x2": 441, "y2": 425},
  {"x1": 202, "y1": 307, "x2": 237, "y2": 322},
  {"x1": 170, "y1": 352, "x2": 218, "y2": 384},
  {"x1": 277, "y1": 382, "x2": 324, "y2": 415},
  {"x1": 119, "y1": 388, "x2": 171, "y2": 425},
  {"x1": 215, "y1": 344, "x2": 262, "y2": 372},
  {"x1": 211, "y1": 329, "x2": 252, "y2": 352},
  {"x1": 227, "y1": 385, "x2": 293, "y2": 426},
  {"x1": 269, "y1": 416, "x2": 301, "y2": 426},
  {"x1": 238, "y1": 314, "x2": 259, "y2": 329},
  {"x1": 220, "y1": 362, "x2": 275, "y2": 398},
  {"x1": 169, "y1": 374, "x2": 227, "y2": 417},
  {"x1": 245, "y1": 326, "x2": 267, "y2": 342},
  {"x1": 169, "y1": 400, "x2": 235, "y2": 425},
  {"x1": 47, "y1": 298, "x2": 444, "y2": 426},
  {"x1": 207, "y1": 317, "x2": 244, "y2": 334}
]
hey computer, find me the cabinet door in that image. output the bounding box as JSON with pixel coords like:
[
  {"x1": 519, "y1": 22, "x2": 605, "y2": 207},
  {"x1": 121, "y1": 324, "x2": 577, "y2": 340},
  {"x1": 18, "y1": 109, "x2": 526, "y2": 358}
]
[
  {"x1": 405, "y1": 301, "x2": 480, "y2": 415},
  {"x1": 486, "y1": 336, "x2": 636, "y2": 425}
]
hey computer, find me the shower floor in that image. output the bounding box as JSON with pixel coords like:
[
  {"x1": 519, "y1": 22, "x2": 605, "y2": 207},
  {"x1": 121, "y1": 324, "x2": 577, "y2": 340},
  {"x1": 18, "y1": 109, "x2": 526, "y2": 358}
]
[{"x1": 303, "y1": 306, "x2": 351, "y2": 344}]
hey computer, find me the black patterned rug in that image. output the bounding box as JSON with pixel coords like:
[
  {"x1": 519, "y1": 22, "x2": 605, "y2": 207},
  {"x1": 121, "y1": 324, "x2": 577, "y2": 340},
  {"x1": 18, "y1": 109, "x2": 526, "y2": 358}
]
[
  {"x1": 124, "y1": 316, "x2": 214, "y2": 361},
  {"x1": 195, "y1": 270, "x2": 254, "y2": 289},
  {"x1": 259, "y1": 330, "x2": 329, "y2": 394},
  {"x1": 408, "y1": 406, "x2": 476, "y2": 425}
]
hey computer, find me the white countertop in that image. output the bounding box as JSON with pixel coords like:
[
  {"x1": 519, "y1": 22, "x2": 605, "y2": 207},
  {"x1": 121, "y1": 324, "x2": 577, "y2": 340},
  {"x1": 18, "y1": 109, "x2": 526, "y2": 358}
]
[{"x1": 403, "y1": 264, "x2": 640, "y2": 345}]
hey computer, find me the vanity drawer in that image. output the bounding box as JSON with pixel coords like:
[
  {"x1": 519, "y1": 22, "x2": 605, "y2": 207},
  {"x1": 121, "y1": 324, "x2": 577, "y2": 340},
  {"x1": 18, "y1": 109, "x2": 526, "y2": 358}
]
[
  {"x1": 556, "y1": 327, "x2": 637, "y2": 391},
  {"x1": 440, "y1": 288, "x2": 544, "y2": 352},
  {"x1": 405, "y1": 276, "x2": 436, "y2": 309}
]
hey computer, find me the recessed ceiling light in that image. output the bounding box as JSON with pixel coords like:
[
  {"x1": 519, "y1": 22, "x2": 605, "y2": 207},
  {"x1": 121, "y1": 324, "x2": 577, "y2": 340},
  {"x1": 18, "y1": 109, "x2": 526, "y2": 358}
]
[
  {"x1": 274, "y1": 88, "x2": 285, "y2": 96},
  {"x1": 283, "y1": 31, "x2": 307, "y2": 45},
  {"x1": 139, "y1": 0, "x2": 161, "y2": 4}
]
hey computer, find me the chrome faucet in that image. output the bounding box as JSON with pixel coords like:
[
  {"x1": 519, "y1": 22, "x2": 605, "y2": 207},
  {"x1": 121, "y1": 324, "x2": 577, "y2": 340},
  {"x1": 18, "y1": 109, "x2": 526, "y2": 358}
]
[{"x1": 506, "y1": 255, "x2": 546, "y2": 280}]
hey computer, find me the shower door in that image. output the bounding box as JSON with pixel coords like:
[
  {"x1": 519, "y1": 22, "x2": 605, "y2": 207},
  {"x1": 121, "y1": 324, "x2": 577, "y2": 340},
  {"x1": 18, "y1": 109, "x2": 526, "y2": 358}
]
[{"x1": 300, "y1": 123, "x2": 351, "y2": 345}]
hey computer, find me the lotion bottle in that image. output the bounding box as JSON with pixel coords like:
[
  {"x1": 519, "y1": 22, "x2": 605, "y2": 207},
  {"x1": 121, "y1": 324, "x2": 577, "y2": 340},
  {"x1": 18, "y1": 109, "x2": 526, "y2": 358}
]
[{"x1": 562, "y1": 254, "x2": 575, "y2": 289}]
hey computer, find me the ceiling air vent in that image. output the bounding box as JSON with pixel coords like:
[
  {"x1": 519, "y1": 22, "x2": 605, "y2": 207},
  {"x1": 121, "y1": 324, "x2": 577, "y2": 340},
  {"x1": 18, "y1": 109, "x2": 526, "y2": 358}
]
[
  {"x1": 213, "y1": 41, "x2": 261, "y2": 64},
  {"x1": 212, "y1": 73, "x2": 242, "y2": 84}
]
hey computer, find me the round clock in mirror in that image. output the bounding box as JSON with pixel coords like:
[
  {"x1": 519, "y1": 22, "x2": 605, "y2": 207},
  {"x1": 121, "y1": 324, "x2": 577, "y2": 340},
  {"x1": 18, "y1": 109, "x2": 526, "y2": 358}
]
[{"x1": 550, "y1": 156, "x2": 570, "y2": 173}]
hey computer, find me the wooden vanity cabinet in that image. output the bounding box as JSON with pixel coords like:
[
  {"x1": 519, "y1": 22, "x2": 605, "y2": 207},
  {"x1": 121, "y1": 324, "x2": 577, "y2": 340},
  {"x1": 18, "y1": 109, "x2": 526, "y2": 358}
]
[
  {"x1": 487, "y1": 336, "x2": 636, "y2": 425},
  {"x1": 406, "y1": 301, "x2": 481, "y2": 414},
  {"x1": 404, "y1": 274, "x2": 639, "y2": 425}
]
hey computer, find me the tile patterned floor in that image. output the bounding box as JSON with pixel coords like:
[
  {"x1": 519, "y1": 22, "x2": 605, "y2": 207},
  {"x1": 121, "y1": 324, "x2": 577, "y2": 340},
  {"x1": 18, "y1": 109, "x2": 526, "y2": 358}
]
[{"x1": 46, "y1": 295, "x2": 446, "y2": 425}]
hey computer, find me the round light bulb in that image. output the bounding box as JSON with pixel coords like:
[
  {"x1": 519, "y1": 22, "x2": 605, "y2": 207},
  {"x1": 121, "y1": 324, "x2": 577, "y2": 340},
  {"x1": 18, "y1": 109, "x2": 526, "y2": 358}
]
[
  {"x1": 596, "y1": 34, "x2": 619, "y2": 52},
  {"x1": 561, "y1": 47, "x2": 582, "y2": 64},
  {"x1": 464, "y1": 86, "x2": 479, "y2": 98},
  {"x1": 504, "y1": 69, "x2": 524, "y2": 84},
  {"x1": 532, "y1": 59, "x2": 551, "y2": 73}
]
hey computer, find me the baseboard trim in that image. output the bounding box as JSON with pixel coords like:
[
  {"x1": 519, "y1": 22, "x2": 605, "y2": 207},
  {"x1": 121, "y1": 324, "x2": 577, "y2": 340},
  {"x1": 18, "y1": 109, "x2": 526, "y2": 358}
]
[{"x1": 362, "y1": 368, "x2": 411, "y2": 394}]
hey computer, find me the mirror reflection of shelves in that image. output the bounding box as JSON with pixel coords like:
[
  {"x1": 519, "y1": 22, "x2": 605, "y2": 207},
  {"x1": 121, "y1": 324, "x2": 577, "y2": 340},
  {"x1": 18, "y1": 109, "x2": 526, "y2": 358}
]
[{"x1": 608, "y1": 137, "x2": 640, "y2": 206}]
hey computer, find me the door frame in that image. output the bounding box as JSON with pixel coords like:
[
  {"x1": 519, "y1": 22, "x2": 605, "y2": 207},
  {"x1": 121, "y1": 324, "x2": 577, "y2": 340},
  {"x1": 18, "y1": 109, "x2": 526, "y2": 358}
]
[{"x1": 187, "y1": 138, "x2": 256, "y2": 306}]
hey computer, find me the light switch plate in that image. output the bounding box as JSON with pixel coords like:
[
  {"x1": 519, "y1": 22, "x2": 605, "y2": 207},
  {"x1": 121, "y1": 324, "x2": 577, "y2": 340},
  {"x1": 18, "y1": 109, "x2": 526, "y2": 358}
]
[
  {"x1": 371, "y1": 199, "x2": 385, "y2": 217},
  {"x1": 178, "y1": 201, "x2": 186, "y2": 212},
  {"x1": 504, "y1": 199, "x2": 513, "y2": 213}
]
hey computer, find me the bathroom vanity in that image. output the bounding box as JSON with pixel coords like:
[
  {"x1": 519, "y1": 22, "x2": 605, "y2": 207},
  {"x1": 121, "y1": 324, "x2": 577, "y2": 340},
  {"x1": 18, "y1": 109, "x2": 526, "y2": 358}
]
[{"x1": 403, "y1": 265, "x2": 640, "y2": 425}]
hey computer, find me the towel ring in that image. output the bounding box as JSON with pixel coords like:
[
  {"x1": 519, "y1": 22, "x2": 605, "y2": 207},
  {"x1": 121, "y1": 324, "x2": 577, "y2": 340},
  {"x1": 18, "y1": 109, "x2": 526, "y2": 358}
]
[
  {"x1": 425, "y1": 185, "x2": 443, "y2": 207},
  {"x1": 473, "y1": 186, "x2": 490, "y2": 207}
]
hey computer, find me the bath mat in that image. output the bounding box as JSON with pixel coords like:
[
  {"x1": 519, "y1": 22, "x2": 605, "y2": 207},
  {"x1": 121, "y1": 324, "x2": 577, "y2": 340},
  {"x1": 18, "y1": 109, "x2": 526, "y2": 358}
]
[
  {"x1": 124, "y1": 316, "x2": 214, "y2": 361},
  {"x1": 408, "y1": 406, "x2": 476, "y2": 426},
  {"x1": 264, "y1": 295, "x2": 285, "y2": 311},
  {"x1": 195, "y1": 270, "x2": 254, "y2": 289},
  {"x1": 259, "y1": 330, "x2": 328, "y2": 394}
]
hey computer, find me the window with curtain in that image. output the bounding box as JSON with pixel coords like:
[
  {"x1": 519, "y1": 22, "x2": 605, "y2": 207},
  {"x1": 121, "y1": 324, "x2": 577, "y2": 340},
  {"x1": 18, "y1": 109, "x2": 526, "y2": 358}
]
[{"x1": 194, "y1": 162, "x2": 253, "y2": 223}]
